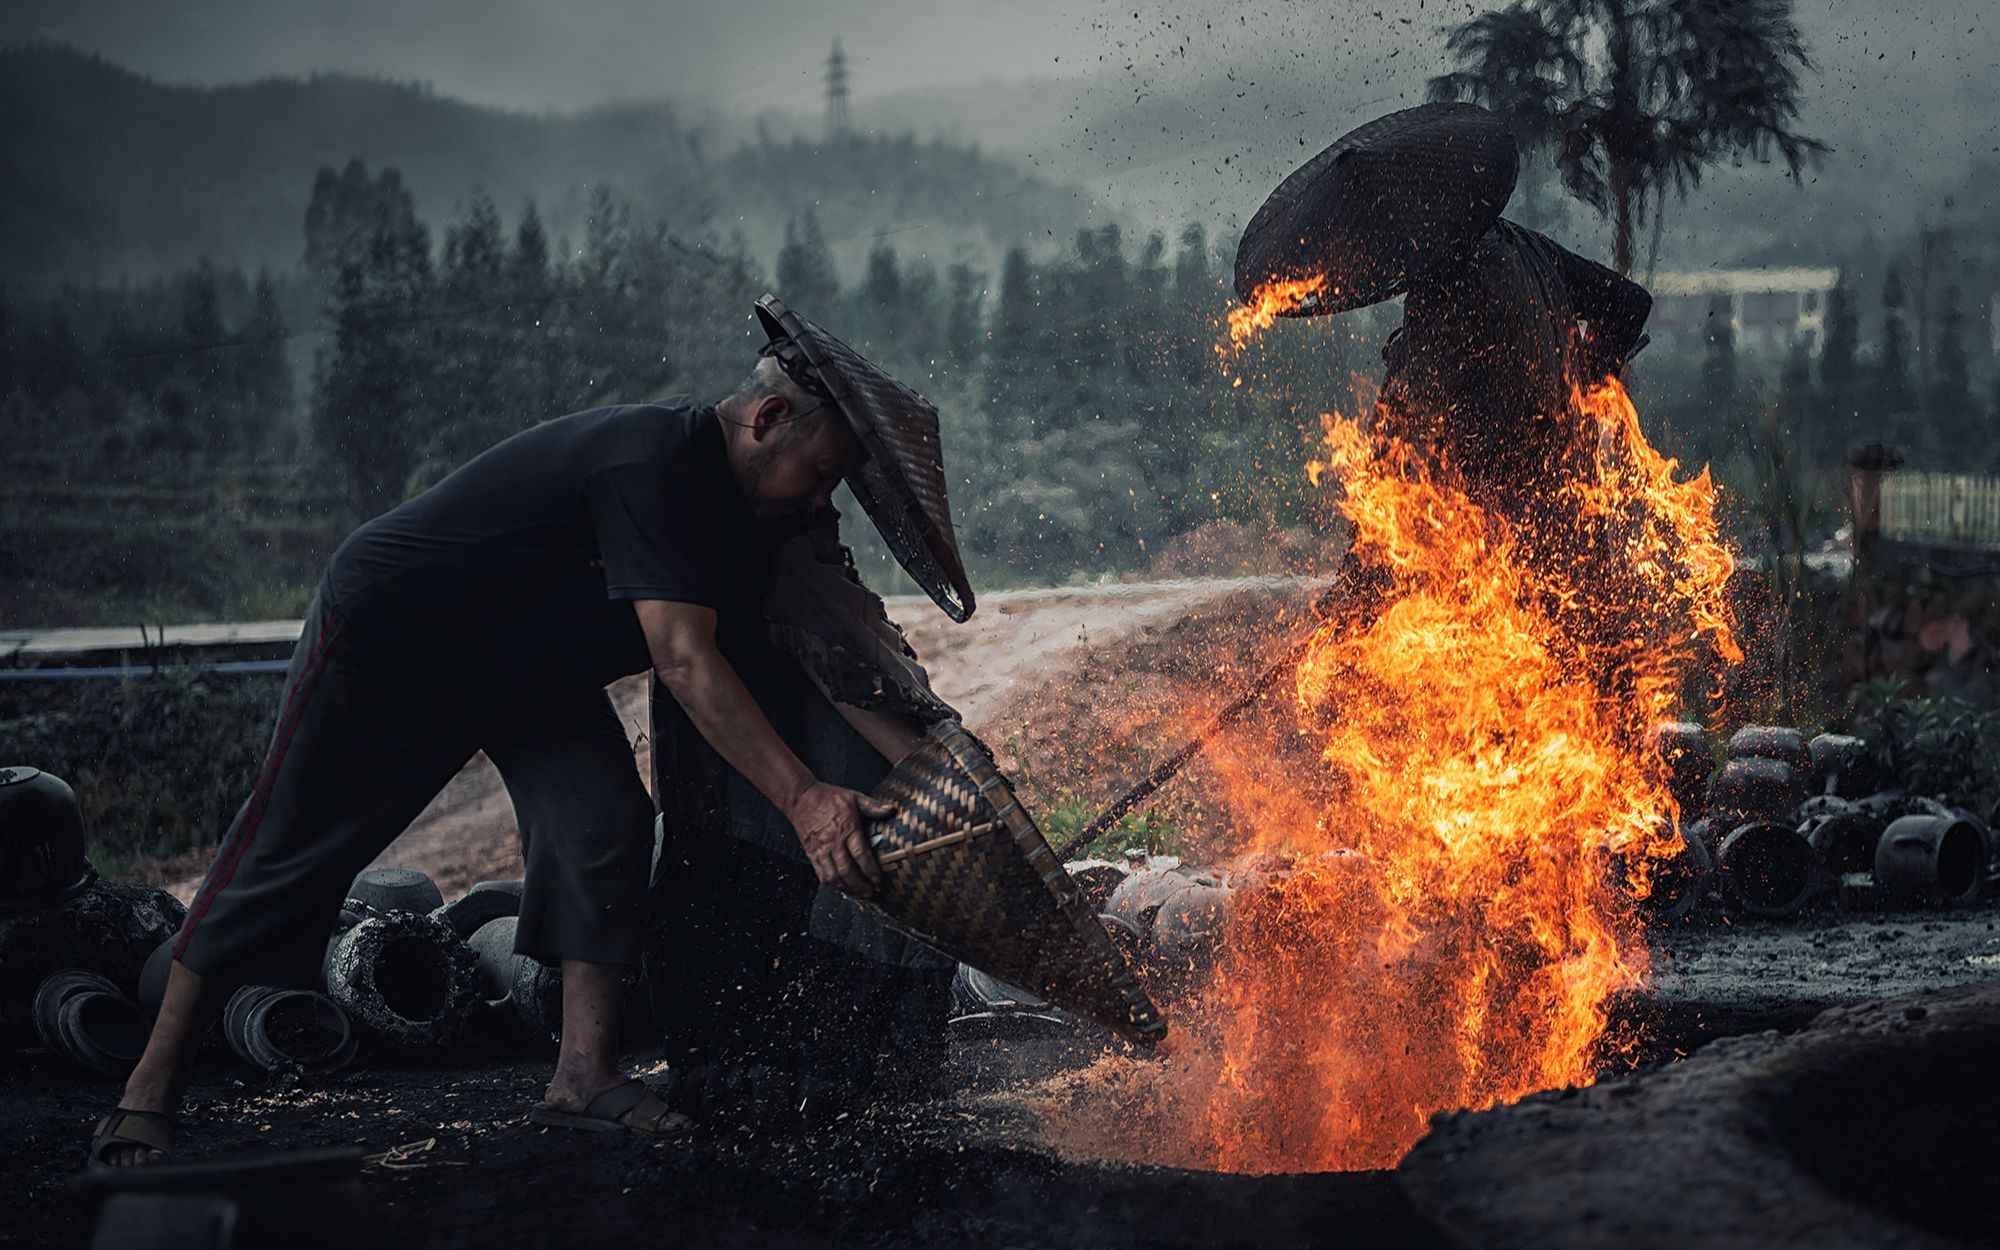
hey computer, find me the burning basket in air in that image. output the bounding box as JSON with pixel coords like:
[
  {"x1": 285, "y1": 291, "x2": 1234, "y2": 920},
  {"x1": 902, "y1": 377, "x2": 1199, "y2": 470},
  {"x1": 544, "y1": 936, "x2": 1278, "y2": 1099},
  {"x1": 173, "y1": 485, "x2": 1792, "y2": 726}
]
[{"x1": 863, "y1": 722, "x2": 1167, "y2": 1047}]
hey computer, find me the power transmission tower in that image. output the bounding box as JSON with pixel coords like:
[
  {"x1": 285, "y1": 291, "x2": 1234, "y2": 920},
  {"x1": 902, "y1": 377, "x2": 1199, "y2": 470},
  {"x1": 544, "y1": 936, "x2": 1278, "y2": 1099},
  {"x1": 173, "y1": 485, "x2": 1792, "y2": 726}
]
[{"x1": 824, "y1": 38, "x2": 851, "y2": 140}]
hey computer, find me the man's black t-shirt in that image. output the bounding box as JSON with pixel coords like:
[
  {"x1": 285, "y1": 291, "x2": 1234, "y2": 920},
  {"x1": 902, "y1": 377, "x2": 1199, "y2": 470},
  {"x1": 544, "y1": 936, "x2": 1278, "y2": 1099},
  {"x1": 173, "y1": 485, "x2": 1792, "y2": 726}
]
[{"x1": 325, "y1": 399, "x2": 753, "y2": 707}]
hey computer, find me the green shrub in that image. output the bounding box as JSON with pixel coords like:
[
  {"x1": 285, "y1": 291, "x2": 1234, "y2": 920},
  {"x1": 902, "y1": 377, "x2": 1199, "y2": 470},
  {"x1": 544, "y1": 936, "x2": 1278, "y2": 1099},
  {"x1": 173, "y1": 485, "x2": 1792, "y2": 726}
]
[
  {"x1": 1849, "y1": 679, "x2": 2000, "y2": 816},
  {"x1": 1035, "y1": 798, "x2": 1183, "y2": 862},
  {"x1": 0, "y1": 665, "x2": 280, "y2": 877}
]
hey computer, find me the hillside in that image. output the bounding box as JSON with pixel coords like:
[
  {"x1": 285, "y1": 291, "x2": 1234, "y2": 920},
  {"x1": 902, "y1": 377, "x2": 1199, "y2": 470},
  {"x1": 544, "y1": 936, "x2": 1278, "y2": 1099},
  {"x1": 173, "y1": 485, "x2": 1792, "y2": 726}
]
[{"x1": 0, "y1": 44, "x2": 1100, "y2": 289}]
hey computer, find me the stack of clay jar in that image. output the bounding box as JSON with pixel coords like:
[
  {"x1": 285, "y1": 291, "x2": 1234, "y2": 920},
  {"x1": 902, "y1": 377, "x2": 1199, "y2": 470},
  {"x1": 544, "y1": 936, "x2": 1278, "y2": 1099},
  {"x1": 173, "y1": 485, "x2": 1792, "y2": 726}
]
[
  {"x1": 314, "y1": 868, "x2": 483, "y2": 1053},
  {"x1": 457, "y1": 886, "x2": 564, "y2": 1050},
  {"x1": 1649, "y1": 724, "x2": 1996, "y2": 921},
  {"x1": 2, "y1": 766, "x2": 185, "y2": 1079},
  {"x1": 133, "y1": 868, "x2": 556, "y2": 1071},
  {"x1": 338, "y1": 868, "x2": 562, "y2": 1051}
]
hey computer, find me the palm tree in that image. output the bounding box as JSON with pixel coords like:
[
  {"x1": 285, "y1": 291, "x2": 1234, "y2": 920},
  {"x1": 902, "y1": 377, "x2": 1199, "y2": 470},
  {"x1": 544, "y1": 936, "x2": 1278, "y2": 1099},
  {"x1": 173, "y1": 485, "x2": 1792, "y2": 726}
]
[{"x1": 1430, "y1": 0, "x2": 1825, "y2": 273}]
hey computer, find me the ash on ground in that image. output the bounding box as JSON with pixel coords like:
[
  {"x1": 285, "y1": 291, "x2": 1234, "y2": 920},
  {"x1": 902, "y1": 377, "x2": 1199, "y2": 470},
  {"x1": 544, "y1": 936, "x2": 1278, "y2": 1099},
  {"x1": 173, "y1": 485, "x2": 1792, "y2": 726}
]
[{"x1": 9, "y1": 903, "x2": 1998, "y2": 1250}]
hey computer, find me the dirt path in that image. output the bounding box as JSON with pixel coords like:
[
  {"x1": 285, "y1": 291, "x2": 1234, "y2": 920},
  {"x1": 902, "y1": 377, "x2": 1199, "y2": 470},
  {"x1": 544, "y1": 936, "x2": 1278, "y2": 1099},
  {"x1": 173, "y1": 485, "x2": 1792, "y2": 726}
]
[
  {"x1": 151, "y1": 577, "x2": 1308, "y2": 902},
  {"x1": 897, "y1": 576, "x2": 1307, "y2": 728}
]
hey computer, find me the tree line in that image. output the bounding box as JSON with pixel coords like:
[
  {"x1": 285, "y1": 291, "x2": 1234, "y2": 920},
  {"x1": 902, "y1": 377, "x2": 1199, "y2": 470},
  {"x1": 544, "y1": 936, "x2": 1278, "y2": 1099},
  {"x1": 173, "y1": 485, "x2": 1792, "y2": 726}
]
[
  {"x1": 6, "y1": 146, "x2": 1993, "y2": 624},
  {"x1": 5, "y1": 156, "x2": 1381, "y2": 615},
  {"x1": 1651, "y1": 265, "x2": 1999, "y2": 481}
]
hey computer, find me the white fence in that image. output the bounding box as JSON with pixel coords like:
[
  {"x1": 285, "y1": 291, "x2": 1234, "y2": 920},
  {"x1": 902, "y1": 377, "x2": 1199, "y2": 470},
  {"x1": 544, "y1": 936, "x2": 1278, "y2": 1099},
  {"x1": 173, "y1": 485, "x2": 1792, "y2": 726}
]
[{"x1": 1879, "y1": 472, "x2": 2000, "y2": 552}]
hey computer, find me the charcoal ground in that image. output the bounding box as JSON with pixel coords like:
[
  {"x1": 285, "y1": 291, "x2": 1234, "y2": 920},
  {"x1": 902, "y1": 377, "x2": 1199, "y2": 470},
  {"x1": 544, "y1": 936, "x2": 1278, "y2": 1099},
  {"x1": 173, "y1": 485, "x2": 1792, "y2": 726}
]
[
  {"x1": 1, "y1": 1038, "x2": 1432, "y2": 1250},
  {"x1": 6, "y1": 906, "x2": 1996, "y2": 1250}
]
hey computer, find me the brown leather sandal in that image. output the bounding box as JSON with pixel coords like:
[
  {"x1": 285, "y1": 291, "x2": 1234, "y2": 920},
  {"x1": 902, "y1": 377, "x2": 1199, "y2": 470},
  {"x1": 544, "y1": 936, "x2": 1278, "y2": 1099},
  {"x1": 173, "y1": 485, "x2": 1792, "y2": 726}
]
[
  {"x1": 87, "y1": 1108, "x2": 176, "y2": 1170},
  {"x1": 527, "y1": 1080, "x2": 692, "y2": 1138}
]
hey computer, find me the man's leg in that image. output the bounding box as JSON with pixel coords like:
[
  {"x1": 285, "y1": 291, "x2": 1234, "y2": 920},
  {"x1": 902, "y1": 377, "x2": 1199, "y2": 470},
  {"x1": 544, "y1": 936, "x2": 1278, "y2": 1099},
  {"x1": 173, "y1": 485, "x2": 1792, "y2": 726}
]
[
  {"x1": 546, "y1": 959, "x2": 637, "y2": 1112},
  {"x1": 484, "y1": 692, "x2": 675, "y2": 1125},
  {"x1": 100, "y1": 961, "x2": 229, "y2": 1163},
  {"x1": 99, "y1": 603, "x2": 479, "y2": 1165}
]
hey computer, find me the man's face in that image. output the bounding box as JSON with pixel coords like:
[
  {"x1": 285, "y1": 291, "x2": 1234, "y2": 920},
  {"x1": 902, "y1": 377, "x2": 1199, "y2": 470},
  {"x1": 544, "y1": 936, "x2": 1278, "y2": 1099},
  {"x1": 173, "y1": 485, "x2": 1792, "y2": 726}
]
[{"x1": 731, "y1": 396, "x2": 865, "y2": 521}]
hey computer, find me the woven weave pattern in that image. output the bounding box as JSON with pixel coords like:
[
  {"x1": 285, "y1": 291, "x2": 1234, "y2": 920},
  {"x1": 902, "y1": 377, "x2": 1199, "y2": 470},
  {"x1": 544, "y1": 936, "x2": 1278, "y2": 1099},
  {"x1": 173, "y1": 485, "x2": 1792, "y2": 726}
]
[
  {"x1": 865, "y1": 723, "x2": 1166, "y2": 1045},
  {"x1": 1235, "y1": 102, "x2": 1519, "y2": 314},
  {"x1": 754, "y1": 296, "x2": 974, "y2": 621}
]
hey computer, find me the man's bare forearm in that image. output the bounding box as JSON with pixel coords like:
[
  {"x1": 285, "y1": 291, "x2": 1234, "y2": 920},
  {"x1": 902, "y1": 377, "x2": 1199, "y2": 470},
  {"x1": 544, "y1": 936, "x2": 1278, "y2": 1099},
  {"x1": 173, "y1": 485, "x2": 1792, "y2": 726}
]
[
  {"x1": 656, "y1": 646, "x2": 815, "y2": 819},
  {"x1": 634, "y1": 597, "x2": 887, "y2": 894}
]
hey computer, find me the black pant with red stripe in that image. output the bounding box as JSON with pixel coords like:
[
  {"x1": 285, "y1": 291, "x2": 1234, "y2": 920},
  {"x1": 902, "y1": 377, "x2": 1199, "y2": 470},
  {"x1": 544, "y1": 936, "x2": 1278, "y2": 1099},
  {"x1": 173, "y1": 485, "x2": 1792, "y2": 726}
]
[{"x1": 174, "y1": 591, "x2": 654, "y2": 989}]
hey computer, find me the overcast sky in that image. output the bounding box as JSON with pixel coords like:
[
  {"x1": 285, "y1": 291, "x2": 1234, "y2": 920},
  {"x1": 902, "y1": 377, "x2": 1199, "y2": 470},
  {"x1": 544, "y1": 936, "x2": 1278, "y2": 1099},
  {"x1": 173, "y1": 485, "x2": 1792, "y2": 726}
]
[
  {"x1": 7, "y1": 0, "x2": 1995, "y2": 260},
  {"x1": 7, "y1": 0, "x2": 1992, "y2": 122},
  {"x1": 4, "y1": 0, "x2": 1098, "y2": 113}
]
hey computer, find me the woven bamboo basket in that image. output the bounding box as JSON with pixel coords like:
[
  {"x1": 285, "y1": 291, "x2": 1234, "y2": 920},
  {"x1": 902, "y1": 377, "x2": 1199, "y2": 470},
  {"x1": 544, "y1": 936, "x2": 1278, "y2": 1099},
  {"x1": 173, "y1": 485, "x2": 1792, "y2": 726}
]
[{"x1": 864, "y1": 722, "x2": 1167, "y2": 1046}]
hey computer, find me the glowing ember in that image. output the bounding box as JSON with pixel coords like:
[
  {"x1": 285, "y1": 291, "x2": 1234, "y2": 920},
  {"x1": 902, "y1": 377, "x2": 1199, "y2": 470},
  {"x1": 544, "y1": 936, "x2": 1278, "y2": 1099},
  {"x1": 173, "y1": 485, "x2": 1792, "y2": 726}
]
[
  {"x1": 1030, "y1": 371, "x2": 1738, "y2": 1174},
  {"x1": 1221, "y1": 276, "x2": 1331, "y2": 353}
]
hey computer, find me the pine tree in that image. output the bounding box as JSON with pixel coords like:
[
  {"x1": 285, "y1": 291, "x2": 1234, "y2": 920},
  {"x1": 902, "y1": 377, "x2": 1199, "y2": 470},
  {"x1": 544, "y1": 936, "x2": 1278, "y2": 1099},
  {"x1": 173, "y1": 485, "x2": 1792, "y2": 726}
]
[
  {"x1": 505, "y1": 199, "x2": 558, "y2": 429},
  {"x1": 1173, "y1": 223, "x2": 1210, "y2": 299},
  {"x1": 552, "y1": 186, "x2": 637, "y2": 414},
  {"x1": 237, "y1": 268, "x2": 293, "y2": 422},
  {"x1": 857, "y1": 242, "x2": 904, "y2": 351},
  {"x1": 442, "y1": 190, "x2": 505, "y2": 295},
  {"x1": 316, "y1": 261, "x2": 422, "y2": 516},
  {"x1": 899, "y1": 258, "x2": 944, "y2": 367},
  {"x1": 308, "y1": 162, "x2": 436, "y2": 516},
  {"x1": 1928, "y1": 284, "x2": 1971, "y2": 421},
  {"x1": 1054, "y1": 225, "x2": 1128, "y2": 385},
  {"x1": 943, "y1": 262, "x2": 983, "y2": 371},
  {"x1": 430, "y1": 190, "x2": 518, "y2": 468},
  {"x1": 178, "y1": 258, "x2": 227, "y2": 430},
  {"x1": 1132, "y1": 231, "x2": 1170, "y2": 384},
  {"x1": 984, "y1": 246, "x2": 1039, "y2": 443},
  {"x1": 775, "y1": 210, "x2": 840, "y2": 315},
  {"x1": 508, "y1": 200, "x2": 551, "y2": 300},
  {"x1": 578, "y1": 185, "x2": 627, "y2": 290},
  {"x1": 1136, "y1": 231, "x2": 1169, "y2": 299},
  {"x1": 304, "y1": 160, "x2": 430, "y2": 295},
  {"x1": 303, "y1": 162, "x2": 361, "y2": 283},
  {"x1": 1170, "y1": 223, "x2": 1213, "y2": 384},
  {"x1": 384, "y1": 171, "x2": 435, "y2": 294},
  {"x1": 1879, "y1": 267, "x2": 1910, "y2": 413}
]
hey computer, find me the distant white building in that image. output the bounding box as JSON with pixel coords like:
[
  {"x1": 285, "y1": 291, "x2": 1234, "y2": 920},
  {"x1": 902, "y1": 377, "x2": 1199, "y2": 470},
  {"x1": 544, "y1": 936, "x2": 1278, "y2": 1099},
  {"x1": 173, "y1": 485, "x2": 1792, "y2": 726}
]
[{"x1": 1647, "y1": 268, "x2": 1839, "y2": 357}]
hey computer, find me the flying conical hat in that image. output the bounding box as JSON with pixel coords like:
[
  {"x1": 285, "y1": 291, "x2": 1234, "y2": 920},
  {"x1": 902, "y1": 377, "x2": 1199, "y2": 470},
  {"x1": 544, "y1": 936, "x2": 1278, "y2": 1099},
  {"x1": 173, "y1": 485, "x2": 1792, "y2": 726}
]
[
  {"x1": 1234, "y1": 102, "x2": 1519, "y2": 316},
  {"x1": 754, "y1": 295, "x2": 975, "y2": 622},
  {"x1": 863, "y1": 721, "x2": 1167, "y2": 1046}
]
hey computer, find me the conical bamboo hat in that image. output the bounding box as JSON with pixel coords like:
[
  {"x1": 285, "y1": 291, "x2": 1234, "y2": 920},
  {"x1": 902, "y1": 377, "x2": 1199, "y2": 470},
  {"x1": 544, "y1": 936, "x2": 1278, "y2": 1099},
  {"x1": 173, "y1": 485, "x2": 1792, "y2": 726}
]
[
  {"x1": 754, "y1": 295, "x2": 975, "y2": 622},
  {"x1": 1235, "y1": 102, "x2": 1519, "y2": 315}
]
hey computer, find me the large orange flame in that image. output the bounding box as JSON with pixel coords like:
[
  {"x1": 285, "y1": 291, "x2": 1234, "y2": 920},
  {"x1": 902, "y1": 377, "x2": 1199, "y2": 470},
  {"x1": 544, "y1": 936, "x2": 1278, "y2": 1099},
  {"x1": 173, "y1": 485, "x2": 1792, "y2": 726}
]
[{"x1": 1029, "y1": 370, "x2": 1737, "y2": 1174}]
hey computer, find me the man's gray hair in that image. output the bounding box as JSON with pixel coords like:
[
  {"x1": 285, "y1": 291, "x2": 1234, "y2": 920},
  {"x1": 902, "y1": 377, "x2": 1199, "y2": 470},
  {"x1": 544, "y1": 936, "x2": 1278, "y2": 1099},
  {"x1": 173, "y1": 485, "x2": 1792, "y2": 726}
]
[{"x1": 735, "y1": 355, "x2": 818, "y2": 414}]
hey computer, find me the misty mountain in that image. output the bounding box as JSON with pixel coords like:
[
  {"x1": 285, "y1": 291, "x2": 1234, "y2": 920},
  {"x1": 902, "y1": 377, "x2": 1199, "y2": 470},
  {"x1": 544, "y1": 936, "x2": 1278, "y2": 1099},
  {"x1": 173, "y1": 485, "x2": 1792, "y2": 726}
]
[
  {"x1": 9, "y1": 13, "x2": 1997, "y2": 312},
  {"x1": 0, "y1": 43, "x2": 1101, "y2": 292}
]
